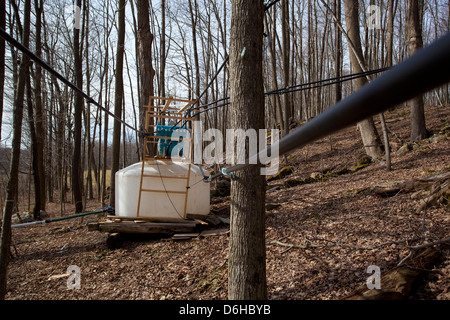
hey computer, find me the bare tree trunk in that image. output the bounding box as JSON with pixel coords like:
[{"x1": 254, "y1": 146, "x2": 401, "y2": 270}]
[
  {"x1": 381, "y1": 0, "x2": 397, "y2": 172},
  {"x1": 188, "y1": 0, "x2": 200, "y2": 101},
  {"x1": 407, "y1": 0, "x2": 428, "y2": 142},
  {"x1": 281, "y1": 0, "x2": 291, "y2": 136},
  {"x1": 265, "y1": 12, "x2": 284, "y2": 133},
  {"x1": 448, "y1": 1, "x2": 450, "y2": 105},
  {"x1": 46, "y1": 83, "x2": 54, "y2": 203},
  {"x1": 334, "y1": 0, "x2": 342, "y2": 104},
  {"x1": 72, "y1": 0, "x2": 84, "y2": 213},
  {"x1": 42, "y1": 17, "x2": 56, "y2": 204},
  {"x1": 109, "y1": 0, "x2": 126, "y2": 208},
  {"x1": 160, "y1": 0, "x2": 166, "y2": 98},
  {"x1": 33, "y1": 0, "x2": 45, "y2": 214},
  {"x1": 0, "y1": 0, "x2": 31, "y2": 299},
  {"x1": 83, "y1": 0, "x2": 94, "y2": 200},
  {"x1": 228, "y1": 0, "x2": 267, "y2": 300},
  {"x1": 386, "y1": 0, "x2": 396, "y2": 68},
  {"x1": 136, "y1": 0, "x2": 155, "y2": 157},
  {"x1": 343, "y1": 0, "x2": 382, "y2": 160},
  {"x1": 101, "y1": 2, "x2": 111, "y2": 205},
  {"x1": 0, "y1": 0, "x2": 5, "y2": 145},
  {"x1": 26, "y1": 71, "x2": 42, "y2": 219}
]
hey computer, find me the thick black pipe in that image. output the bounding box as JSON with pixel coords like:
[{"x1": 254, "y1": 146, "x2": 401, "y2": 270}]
[{"x1": 225, "y1": 31, "x2": 450, "y2": 175}]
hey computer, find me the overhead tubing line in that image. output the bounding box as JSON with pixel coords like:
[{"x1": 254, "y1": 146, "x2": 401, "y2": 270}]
[
  {"x1": 0, "y1": 27, "x2": 141, "y2": 134},
  {"x1": 11, "y1": 208, "x2": 114, "y2": 228},
  {"x1": 211, "y1": 32, "x2": 450, "y2": 180},
  {"x1": 190, "y1": 67, "x2": 391, "y2": 118},
  {"x1": 265, "y1": 67, "x2": 390, "y2": 96}
]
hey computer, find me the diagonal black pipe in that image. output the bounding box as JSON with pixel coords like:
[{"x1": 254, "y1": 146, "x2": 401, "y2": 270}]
[
  {"x1": 0, "y1": 27, "x2": 140, "y2": 134},
  {"x1": 222, "y1": 31, "x2": 450, "y2": 177}
]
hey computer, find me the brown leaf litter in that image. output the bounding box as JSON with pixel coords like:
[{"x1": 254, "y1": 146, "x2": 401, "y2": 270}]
[{"x1": 5, "y1": 105, "x2": 450, "y2": 300}]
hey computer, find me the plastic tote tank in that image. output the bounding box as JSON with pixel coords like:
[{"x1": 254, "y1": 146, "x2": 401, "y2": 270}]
[{"x1": 115, "y1": 161, "x2": 210, "y2": 221}]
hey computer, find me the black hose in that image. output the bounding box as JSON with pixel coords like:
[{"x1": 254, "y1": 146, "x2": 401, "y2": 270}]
[{"x1": 222, "y1": 32, "x2": 450, "y2": 176}]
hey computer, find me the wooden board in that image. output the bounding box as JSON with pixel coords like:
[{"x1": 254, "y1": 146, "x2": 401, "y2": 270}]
[
  {"x1": 171, "y1": 229, "x2": 229, "y2": 241},
  {"x1": 172, "y1": 233, "x2": 201, "y2": 241},
  {"x1": 88, "y1": 221, "x2": 197, "y2": 234},
  {"x1": 106, "y1": 215, "x2": 203, "y2": 223},
  {"x1": 200, "y1": 228, "x2": 230, "y2": 237}
]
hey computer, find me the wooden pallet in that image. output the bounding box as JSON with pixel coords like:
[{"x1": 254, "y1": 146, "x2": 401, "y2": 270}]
[
  {"x1": 88, "y1": 214, "x2": 230, "y2": 248},
  {"x1": 88, "y1": 219, "x2": 198, "y2": 234}
]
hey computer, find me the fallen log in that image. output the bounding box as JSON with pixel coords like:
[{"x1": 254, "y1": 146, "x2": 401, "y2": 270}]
[
  {"x1": 344, "y1": 247, "x2": 440, "y2": 300},
  {"x1": 371, "y1": 172, "x2": 450, "y2": 212},
  {"x1": 372, "y1": 172, "x2": 450, "y2": 195}
]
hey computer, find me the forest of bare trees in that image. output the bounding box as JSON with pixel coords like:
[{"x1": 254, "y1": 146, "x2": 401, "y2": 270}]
[
  {"x1": 0, "y1": 0, "x2": 449, "y2": 302},
  {"x1": 0, "y1": 0, "x2": 448, "y2": 217}
]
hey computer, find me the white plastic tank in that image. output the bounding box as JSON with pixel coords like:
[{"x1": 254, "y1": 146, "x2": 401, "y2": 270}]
[{"x1": 115, "y1": 160, "x2": 210, "y2": 221}]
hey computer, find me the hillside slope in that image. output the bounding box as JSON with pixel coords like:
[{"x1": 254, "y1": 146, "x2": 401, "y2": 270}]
[{"x1": 6, "y1": 104, "x2": 449, "y2": 300}]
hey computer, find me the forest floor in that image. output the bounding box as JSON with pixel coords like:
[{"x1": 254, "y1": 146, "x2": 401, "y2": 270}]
[{"x1": 5, "y1": 104, "x2": 450, "y2": 300}]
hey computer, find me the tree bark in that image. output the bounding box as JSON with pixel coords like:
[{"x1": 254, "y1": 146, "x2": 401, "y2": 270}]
[
  {"x1": 83, "y1": 0, "x2": 94, "y2": 201},
  {"x1": 188, "y1": 0, "x2": 200, "y2": 102},
  {"x1": 386, "y1": 0, "x2": 396, "y2": 68},
  {"x1": 136, "y1": 0, "x2": 155, "y2": 157},
  {"x1": 265, "y1": 11, "x2": 284, "y2": 133},
  {"x1": 407, "y1": 0, "x2": 428, "y2": 142},
  {"x1": 0, "y1": 0, "x2": 5, "y2": 145},
  {"x1": 343, "y1": 0, "x2": 382, "y2": 160},
  {"x1": 26, "y1": 71, "x2": 42, "y2": 219},
  {"x1": 228, "y1": 0, "x2": 267, "y2": 300},
  {"x1": 0, "y1": 0, "x2": 31, "y2": 299},
  {"x1": 160, "y1": 0, "x2": 166, "y2": 98},
  {"x1": 109, "y1": 0, "x2": 126, "y2": 208},
  {"x1": 72, "y1": 0, "x2": 84, "y2": 213},
  {"x1": 33, "y1": 0, "x2": 46, "y2": 215},
  {"x1": 101, "y1": 2, "x2": 111, "y2": 205},
  {"x1": 334, "y1": 0, "x2": 342, "y2": 104},
  {"x1": 281, "y1": 0, "x2": 291, "y2": 136}
]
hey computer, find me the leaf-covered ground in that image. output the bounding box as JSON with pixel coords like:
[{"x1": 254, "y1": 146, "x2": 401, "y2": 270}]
[{"x1": 6, "y1": 105, "x2": 449, "y2": 300}]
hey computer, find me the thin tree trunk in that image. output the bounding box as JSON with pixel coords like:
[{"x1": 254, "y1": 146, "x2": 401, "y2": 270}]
[
  {"x1": 0, "y1": 0, "x2": 5, "y2": 145},
  {"x1": 46, "y1": 82, "x2": 54, "y2": 203},
  {"x1": 386, "y1": 0, "x2": 396, "y2": 68},
  {"x1": 188, "y1": 0, "x2": 200, "y2": 101},
  {"x1": 407, "y1": 0, "x2": 428, "y2": 142},
  {"x1": 334, "y1": 0, "x2": 342, "y2": 104},
  {"x1": 228, "y1": 0, "x2": 267, "y2": 300},
  {"x1": 26, "y1": 71, "x2": 42, "y2": 219},
  {"x1": 83, "y1": 0, "x2": 94, "y2": 200},
  {"x1": 72, "y1": 0, "x2": 84, "y2": 213},
  {"x1": 160, "y1": 0, "x2": 166, "y2": 98},
  {"x1": 281, "y1": 0, "x2": 291, "y2": 136},
  {"x1": 33, "y1": 0, "x2": 45, "y2": 214},
  {"x1": 109, "y1": 0, "x2": 126, "y2": 208},
  {"x1": 265, "y1": 11, "x2": 284, "y2": 133},
  {"x1": 0, "y1": 0, "x2": 31, "y2": 299},
  {"x1": 343, "y1": 0, "x2": 382, "y2": 160},
  {"x1": 136, "y1": 0, "x2": 155, "y2": 158},
  {"x1": 101, "y1": 3, "x2": 110, "y2": 205}
]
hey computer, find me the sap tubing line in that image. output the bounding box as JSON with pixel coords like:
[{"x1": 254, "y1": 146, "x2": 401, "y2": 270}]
[
  {"x1": 10, "y1": 208, "x2": 113, "y2": 229},
  {"x1": 213, "y1": 31, "x2": 450, "y2": 181}
]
